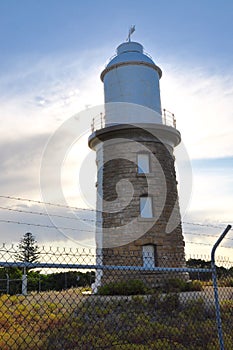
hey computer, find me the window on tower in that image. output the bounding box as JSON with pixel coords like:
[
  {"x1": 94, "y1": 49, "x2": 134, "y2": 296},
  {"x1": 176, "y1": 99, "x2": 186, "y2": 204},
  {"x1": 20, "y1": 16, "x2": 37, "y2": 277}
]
[
  {"x1": 140, "y1": 195, "x2": 153, "y2": 218},
  {"x1": 137, "y1": 153, "x2": 150, "y2": 174},
  {"x1": 142, "y1": 245, "x2": 156, "y2": 268}
]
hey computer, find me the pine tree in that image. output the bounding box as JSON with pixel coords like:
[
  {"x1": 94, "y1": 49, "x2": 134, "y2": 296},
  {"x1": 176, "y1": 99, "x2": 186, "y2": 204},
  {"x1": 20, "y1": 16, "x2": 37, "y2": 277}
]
[{"x1": 16, "y1": 232, "x2": 40, "y2": 263}]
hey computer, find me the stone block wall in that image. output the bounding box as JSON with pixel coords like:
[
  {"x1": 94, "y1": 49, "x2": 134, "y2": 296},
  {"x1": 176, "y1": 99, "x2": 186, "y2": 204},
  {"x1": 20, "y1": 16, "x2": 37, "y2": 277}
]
[{"x1": 93, "y1": 125, "x2": 186, "y2": 287}]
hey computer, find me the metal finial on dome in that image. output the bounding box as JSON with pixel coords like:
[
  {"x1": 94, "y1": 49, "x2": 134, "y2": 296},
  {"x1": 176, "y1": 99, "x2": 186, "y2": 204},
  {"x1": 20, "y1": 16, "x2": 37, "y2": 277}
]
[{"x1": 126, "y1": 25, "x2": 135, "y2": 42}]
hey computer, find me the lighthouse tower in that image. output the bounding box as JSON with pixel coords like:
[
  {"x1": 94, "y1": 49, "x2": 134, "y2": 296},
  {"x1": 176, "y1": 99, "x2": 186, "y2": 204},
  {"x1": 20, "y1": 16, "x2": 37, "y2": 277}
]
[{"x1": 89, "y1": 35, "x2": 186, "y2": 289}]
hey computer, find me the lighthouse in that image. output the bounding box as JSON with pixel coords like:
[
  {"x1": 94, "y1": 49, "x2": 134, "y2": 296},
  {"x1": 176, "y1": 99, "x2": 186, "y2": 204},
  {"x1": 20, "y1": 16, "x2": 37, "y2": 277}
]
[{"x1": 89, "y1": 33, "x2": 186, "y2": 290}]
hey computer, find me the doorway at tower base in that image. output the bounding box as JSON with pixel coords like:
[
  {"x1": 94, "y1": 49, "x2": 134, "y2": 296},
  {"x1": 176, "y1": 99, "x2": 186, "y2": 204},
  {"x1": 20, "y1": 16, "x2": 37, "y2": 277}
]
[{"x1": 92, "y1": 246, "x2": 189, "y2": 294}]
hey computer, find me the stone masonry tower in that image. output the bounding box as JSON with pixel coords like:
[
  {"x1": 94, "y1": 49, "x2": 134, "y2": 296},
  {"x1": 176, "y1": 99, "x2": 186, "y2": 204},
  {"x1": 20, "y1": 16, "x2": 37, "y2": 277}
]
[{"x1": 89, "y1": 37, "x2": 186, "y2": 290}]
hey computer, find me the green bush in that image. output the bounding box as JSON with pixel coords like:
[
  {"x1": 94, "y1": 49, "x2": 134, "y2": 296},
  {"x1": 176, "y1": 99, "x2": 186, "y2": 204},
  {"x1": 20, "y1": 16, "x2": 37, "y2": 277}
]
[
  {"x1": 98, "y1": 279, "x2": 147, "y2": 295},
  {"x1": 220, "y1": 299, "x2": 233, "y2": 318},
  {"x1": 162, "y1": 278, "x2": 187, "y2": 293},
  {"x1": 157, "y1": 293, "x2": 180, "y2": 312},
  {"x1": 219, "y1": 277, "x2": 233, "y2": 287},
  {"x1": 162, "y1": 278, "x2": 203, "y2": 293},
  {"x1": 43, "y1": 291, "x2": 233, "y2": 350},
  {"x1": 98, "y1": 278, "x2": 203, "y2": 296},
  {"x1": 186, "y1": 280, "x2": 203, "y2": 291},
  {"x1": 181, "y1": 298, "x2": 206, "y2": 321}
]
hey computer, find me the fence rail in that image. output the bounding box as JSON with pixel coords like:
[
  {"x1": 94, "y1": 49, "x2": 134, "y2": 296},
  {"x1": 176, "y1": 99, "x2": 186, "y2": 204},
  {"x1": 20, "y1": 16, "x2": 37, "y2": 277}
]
[{"x1": 0, "y1": 261, "x2": 214, "y2": 273}]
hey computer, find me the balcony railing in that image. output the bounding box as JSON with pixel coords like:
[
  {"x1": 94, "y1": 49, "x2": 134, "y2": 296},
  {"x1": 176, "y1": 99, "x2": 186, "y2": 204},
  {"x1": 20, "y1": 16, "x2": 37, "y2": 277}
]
[
  {"x1": 91, "y1": 113, "x2": 105, "y2": 133},
  {"x1": 162, "y1": 109, "x2": 176, "y2": 128},
  {"x1": 91, "y1": 108, "x2": 176, "y2": 133}
]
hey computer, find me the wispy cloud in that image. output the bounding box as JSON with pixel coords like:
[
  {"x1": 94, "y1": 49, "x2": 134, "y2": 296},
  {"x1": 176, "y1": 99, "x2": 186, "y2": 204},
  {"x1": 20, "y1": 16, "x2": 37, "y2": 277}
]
[
  {"x1": 161, "y1": 65, "x2": 233, "y2": 159},
  {"x1": 0, "y1": 201, "x2": 95, "y2": 247},
  {"x1": 0, "y1": 135, "x2": 49, "y2": 197}
]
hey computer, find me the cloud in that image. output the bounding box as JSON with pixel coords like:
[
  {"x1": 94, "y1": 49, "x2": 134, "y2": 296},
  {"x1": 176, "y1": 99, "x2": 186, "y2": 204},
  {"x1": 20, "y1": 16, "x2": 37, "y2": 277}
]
[
  {"x1": 0, "y1": 134, "x2": 50, "y2": 197},
  {"x1": 161, "y1": 65, "x2": 233, "y2": 255},
  {"x1": 0, "y1": 49, "x2": 105, "y2": 210},
  {"x1": 186, "y1": 166, "x2": 233, "y2": 222},
  {"x1": 0, "y1": 201, "x2": 95, "y2": 247},
  {"x1": 0, "y1": 49, "x2": 105, "y2": 142},
  {"x1": 160, "y1": 65, "x2": 233, "y2": 159}
]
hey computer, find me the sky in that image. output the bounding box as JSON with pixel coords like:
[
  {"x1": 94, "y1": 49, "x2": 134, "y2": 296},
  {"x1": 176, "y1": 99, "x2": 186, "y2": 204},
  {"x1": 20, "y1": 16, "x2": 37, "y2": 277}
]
[{"x1": 0, "y1": 0, "x2": 232, "y2": 260}]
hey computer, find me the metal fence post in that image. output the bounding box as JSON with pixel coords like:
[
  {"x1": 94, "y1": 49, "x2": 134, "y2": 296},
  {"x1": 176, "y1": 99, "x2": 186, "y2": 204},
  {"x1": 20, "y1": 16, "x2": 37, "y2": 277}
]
[
  {"x1": 22, "y1": 267, "x2": 27, "y2": 296},
  {"x1": 6, "y1": 273, "x2": 9, "y2": 294},
  {"x1": 211, "y1": 224, "x2": 232, "y2": 350}
]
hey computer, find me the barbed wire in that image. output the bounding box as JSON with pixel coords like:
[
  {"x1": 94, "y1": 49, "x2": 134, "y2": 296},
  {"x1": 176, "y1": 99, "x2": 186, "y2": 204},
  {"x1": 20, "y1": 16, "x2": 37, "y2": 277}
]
[
  {"x1": 186, "y1": 241, "x2": 232, "y2": 249},
  {"x1": 0, "y1": 218, "x2": 232, "y2": 244},
  {"x1": 183, "y1": 221, "x2": 227, "y2": 229},
  {"x1": 0, "y1": 205, "x2": 231, "y2": 240},
  {"x1": 0, "y1": 205, "x2": 97, "y2": 223},
  {"x1": 184, "y1": 231, "x2": 233, "y2": 241},
  {"x1": 0, "y1": 195, "x2": 231, "y2": 231},
  {"x1": 0, "y1": 195, "x2": 232, "y2": 244},
  {"x1": 0, "y1": 219, "x2": 94, "y2": 233},
  {"x1": 0, "y1": 195, "x2": 96, "y2": 212}
]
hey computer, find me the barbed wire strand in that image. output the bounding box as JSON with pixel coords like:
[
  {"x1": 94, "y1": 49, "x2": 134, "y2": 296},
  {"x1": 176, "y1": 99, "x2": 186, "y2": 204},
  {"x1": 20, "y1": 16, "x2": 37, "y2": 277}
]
[
  {"x1": 0, "y1": 219, "x2": 94, "y2": 233},
  {"x1": 183, "y1": 221, "x2": 227, "y2": 229},
  {"x1": 186, "y1": 241, "x2": 232, "y2": 249},
  {"x1": 184, "y1": 232, "x2": 233, "y2": 241},
  {"x1": 0, "y1": 195, "x2": 96, "y2": 212},
  {"x1": 0, "y1": 217, "x2": 232, "y2": 244},
  {"x1": 0, "y1": 205, "x2": 97, "y2": 223},
  {"x1": 1, "y1": 205, "x2": 230, "y2": 232},
  {"x1": 0, "y1": 195, "x2": 232, "y2": 231}
]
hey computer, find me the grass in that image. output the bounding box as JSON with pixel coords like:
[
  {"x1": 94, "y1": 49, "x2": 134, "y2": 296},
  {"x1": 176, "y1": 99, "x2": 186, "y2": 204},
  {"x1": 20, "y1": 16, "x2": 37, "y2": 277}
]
[
  {"x1": 0, "y1": 288, "x2": 87, "y2": 350},
  {"x1": 0, "y1": 287, "x2": 232, "y2": 349}
]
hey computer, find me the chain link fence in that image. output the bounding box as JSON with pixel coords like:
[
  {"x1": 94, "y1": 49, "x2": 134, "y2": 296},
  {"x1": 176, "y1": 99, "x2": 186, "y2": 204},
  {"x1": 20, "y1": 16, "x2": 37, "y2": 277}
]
[{"x1": 0, "y1": 244, "x2": 232, "y2": 349}]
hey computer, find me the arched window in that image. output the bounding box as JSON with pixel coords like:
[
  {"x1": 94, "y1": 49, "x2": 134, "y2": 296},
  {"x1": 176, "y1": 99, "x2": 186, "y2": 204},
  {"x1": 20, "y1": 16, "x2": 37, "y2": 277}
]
[{"x1": 140, "y1": 195, "x2": 153, "y2": 218}]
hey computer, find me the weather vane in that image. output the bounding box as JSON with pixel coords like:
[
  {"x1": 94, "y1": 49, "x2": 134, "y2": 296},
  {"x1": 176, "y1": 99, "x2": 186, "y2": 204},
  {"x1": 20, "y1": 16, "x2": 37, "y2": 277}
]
[{"x1": 126, "y1": 25, "x2": 135, "y2": 42}]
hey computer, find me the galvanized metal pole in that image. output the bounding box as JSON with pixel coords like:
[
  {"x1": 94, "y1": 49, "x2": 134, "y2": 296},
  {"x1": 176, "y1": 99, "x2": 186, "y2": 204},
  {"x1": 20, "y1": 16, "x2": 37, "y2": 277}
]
[
  {"x1": 6, "y1": 273, "x2": 9, "y2": 294},
  {"x1": 22, "y1": 266, "x2": 27, "y2": 296},
  {"x1": 211, "y1": 224, "x2": 232, "y2": 350},
  {"x1": 22, "y1": 273, "x2": 27, "y2": 296}
]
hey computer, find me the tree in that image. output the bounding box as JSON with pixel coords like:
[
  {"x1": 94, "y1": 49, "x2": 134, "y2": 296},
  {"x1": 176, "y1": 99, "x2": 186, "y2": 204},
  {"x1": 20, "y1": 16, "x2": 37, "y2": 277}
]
[{"x1": 16, "y1": 232, "x2": 40, "y2": 264}]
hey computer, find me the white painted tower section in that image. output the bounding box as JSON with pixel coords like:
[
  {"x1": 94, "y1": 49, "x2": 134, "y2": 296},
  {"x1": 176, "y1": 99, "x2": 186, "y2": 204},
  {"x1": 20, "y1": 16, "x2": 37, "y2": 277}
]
[
  {"x1": 101, "y1": 42, "x2": 163, "y2": 125},
  {"x1": 91, "y1": 143, "x2": 103, "y2": 294}
]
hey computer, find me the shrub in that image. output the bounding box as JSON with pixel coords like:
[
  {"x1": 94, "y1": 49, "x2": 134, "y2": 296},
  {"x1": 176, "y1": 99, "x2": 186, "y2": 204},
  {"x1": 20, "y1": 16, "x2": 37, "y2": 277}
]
[
  {"x1": 162, "y1": 278, "x2": 203, "y2": 293},
  {"x1": 186, "y1": 280, "x2": 203, "y2": 291},
  {"x1": 220, "y1": 299, "x2": 233, "y2": 318},
  {"x1": 98, "y1": 279, "x2": 147, "y2": 295},
  {"x1": 181, "y1": 298, "x2": 206, "y2": 321},
  {"x1": 157, "y1": 293, "x2": 180, "y2": 312},
  {"x1": 162, "y1": 278, "x2": 187, "y2": 293},
  {"x1": 219, "y1": 277, "x2": 233, "y2": 287}
]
